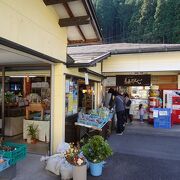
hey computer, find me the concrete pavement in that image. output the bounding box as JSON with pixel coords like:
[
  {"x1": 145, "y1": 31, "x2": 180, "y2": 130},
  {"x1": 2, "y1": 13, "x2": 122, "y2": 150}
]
[{"x1": 12, "y1": 122, "x2": 180, "y2": 180}]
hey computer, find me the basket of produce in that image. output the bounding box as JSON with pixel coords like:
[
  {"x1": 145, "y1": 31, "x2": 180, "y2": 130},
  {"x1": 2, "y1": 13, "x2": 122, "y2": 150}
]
[
  {"x1": 0, "y1": 142, "x2": 27, "y2": 165},
  {"x1": 0, "y1": 158, "x2": 10, "y2": 172}
]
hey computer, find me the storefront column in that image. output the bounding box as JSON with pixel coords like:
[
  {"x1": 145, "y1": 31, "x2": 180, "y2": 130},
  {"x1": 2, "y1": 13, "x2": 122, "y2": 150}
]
[
  {"x1": 94, "y1": 83, "x2": 98, "y2": 109},
  {"x1": 51, "y1": 63, "x2": 65, "y2": 154},
  {"x1": 95, "y1": 82, "x2": 102, "y2": 108},
  {"x1": 178, "y1": 75, "x2": 180, "y2": 89}
]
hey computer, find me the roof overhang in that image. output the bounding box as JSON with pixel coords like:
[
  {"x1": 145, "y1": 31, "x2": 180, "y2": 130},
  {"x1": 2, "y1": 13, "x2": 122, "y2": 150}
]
[
  {"x1": 43, "y1": 0, "x2": 102, "y2": 45},
  {"x1": 67, "y1": 51, "x2": 110, "y2": 67},
  {"x1": 79, "y1": 68, "x2": 106, "y2": 78},
  {"x1": 0, "y1": 38, "x2": 56, "y2": 67},
  {"x1": 111, "y1": 45, "x2": 180, "y2": 55}
]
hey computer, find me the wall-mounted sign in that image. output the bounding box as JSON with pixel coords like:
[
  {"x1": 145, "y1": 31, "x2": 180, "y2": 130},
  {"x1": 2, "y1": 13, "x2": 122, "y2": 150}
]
[
  {"x1": 103, "y1": 77, "x2": 116, "y2": 87},
  {"x1": 85, "y1": 73, "x2": 89, "y2": 85},
  {"x1": 116, "y1": 75, "x2": 151, "y2": 86}
]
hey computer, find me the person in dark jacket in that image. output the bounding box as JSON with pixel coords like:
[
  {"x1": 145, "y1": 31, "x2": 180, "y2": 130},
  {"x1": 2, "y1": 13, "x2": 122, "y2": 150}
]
[
  {"x1": 108, "y1": 88, "x2": 115, "y2": 109},
  {"x1": 115, "y1": 91, "x2": 125, "y2": 135},
  {"x1": 124, "y1": 93, "x2": 131, "y2": 123}
]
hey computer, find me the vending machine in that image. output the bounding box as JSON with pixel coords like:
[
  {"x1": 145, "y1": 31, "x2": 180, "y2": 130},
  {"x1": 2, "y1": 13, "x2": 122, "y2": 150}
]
[
  {"x1": 171, "y1": 96, "x2": 180, "y2": 124},
  {"x1": 163, "y1": 90, "x2": 180, "y2": 124}
]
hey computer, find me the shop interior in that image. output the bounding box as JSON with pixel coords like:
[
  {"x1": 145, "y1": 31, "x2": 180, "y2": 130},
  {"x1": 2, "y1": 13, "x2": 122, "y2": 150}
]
[
  {"x1": 65, "y1": 76, "x2": 96, "y2": 143},
  {"x1": 106, "y1": 86, "x2": 151, "y2": 120},
  {"x1": 0, "y1": 67, "x2": 51, "y2": 155},
  {"x1": 65, "y1": 76, "x2": 95, "y2": 117},
  {"x1": 105, "y1": 74, "x2": 180, "y2": 126}
]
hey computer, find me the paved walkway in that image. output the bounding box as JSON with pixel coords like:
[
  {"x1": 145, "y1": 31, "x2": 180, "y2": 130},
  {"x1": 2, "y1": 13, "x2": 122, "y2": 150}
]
[{"x1": 12, "y1": 122, "x2": 180, "y2": 180}]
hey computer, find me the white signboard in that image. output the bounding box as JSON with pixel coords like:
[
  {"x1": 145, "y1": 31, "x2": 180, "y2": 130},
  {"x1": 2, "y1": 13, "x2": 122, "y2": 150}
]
[
  {"x1": 153, "y1": 110, "x2": 158, "y2": 118},
  {"x1": 103, "y1": 77, "x2": 116, "y2": 87}
]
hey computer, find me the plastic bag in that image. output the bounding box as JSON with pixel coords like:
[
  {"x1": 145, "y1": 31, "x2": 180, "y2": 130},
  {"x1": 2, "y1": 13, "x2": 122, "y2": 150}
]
[
  {"x1": 45, "y1": 155, "x2": 64, "y2": 175},
  {"x1": 56, "y1": 142, "x2": 70, "y2": 154},
  {"x1": 60, "y1": 161, "x2": 73, "y2": 180}
]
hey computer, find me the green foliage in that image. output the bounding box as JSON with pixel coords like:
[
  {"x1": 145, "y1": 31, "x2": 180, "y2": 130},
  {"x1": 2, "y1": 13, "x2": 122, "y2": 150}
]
[
  {"x1": 92, "y1": 0, "x2": 180, "y2": 43},
  {"x1": 81, "y1": 135, "x2": 113, "y2": 163},
  {"x1": 5, "y1": 91, "x2": 16, "y2": 104},
  {"x1": 27, "y1": 123, "x2": 39, "y2": 139}
]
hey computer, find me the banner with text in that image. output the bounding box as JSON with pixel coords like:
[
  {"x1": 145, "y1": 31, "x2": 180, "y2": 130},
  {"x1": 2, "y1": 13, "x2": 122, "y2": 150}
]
[{"x1": 116, "y1": 75, "x2": 151, "y2": 86}]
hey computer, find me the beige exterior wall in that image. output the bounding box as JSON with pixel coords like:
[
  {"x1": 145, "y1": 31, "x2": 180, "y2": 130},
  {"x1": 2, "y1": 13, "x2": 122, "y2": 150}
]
[
  {"x1": 51, "y1": 65, "x2": 102, "y2": 153},
  {"x1": 65, "y1": 68, "x2": 102, "y2": 82},
  {"x1": 0, "y1": 0, "x2": 67, "y2": 62},
  {"x1": 178, "y1": 75, "x2": 180, "y2": 89},
  {"x1": 51, "y1": 64, "x2": 65, "y2": 153},
  {"x1": 103, "y1": 52, "x2": 180, "y2": 73},
  {"x1": 88, "y1": 63, "x2": 102, "y2": 74}
]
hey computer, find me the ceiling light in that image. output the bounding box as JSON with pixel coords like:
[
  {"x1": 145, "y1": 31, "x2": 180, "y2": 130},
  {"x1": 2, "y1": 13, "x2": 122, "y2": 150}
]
[{"x1": 10, "y1": 75, "x2": 36, "y2": 78}]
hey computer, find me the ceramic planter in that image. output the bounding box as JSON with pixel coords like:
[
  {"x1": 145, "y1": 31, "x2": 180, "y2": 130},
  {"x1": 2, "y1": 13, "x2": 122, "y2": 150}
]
[
  {"x1": 73, "y1": 163, "x2": 87, "y2": 180},
  {"x1": 26, "y1": 136, "x2": 31, "y2": 144}
]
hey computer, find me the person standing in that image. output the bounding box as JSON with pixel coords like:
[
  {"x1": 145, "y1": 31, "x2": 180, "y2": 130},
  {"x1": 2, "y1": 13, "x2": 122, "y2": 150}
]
[
  {"x1": 115, "y1": 91, "x2": 125, "y2": 135},
  {"x1": 139, "y1": 104, "x2": 145, "y2": 123},
  {"x1": 124, "y1": 93, "x2": 131, "y2": 124}
]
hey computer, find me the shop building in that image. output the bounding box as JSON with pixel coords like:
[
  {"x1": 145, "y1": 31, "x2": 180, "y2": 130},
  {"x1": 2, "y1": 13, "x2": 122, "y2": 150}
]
[
  {"x1": 68, "y1": 43, "x2": 180, "y2": 122},
  {"x1": 0, "y1": 0, "x2": 102, "y2": 154}
]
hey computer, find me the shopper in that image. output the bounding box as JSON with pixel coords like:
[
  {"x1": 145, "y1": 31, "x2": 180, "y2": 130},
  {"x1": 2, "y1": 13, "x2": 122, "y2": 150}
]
[
  {"x1": 129, "y1": 107, "x2": 133, "y2": 124},
  {"x1": 108, "y1": 88, "x2": 115, "y2": 109},
  {"x1": 115, "y1": 91, "x2": 125, "y2": 135},
  {"x1": 139, "y1": 104, "x2": 145, "y2": 123},
  {"x1": 78, "y1": 87, "x2": 84, "y2": 108},
  {"x1": 124, "y1": 93, "x2": 131, "y2": 124},
  {"x1": 104, "y1": 88, "x2": 113, "y2": 108}
]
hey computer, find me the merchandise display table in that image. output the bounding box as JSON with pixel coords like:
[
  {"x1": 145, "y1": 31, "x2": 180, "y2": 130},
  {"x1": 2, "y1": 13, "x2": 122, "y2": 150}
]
[
  {"x1": 75, "y1": 122, "x2": 103, "y2": 131},
  {"x1": 75, "y1": 112, "x2": 114, "y2": 140},
  {"x1": 26, "y1": 103, "x2": 46, "y2": 120}
]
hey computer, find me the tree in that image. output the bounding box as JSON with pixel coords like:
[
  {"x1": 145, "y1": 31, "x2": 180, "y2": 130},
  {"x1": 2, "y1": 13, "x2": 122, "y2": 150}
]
[
  {"x1": 92, "y1": 0, "x2": 180, "y2": 43},
  {"x1": 93, "y1": 0, "x2": 116, "y2": 43}
]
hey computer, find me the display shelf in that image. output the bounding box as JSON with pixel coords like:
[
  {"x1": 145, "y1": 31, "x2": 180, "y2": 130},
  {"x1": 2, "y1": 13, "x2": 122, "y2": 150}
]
[{"x1": 76, "y1": 112, "x2": 113, "y2": 130}]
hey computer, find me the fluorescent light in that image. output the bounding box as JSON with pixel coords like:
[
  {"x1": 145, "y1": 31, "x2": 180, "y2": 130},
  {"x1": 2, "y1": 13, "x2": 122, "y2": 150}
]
[{"x1": 10, "y1": 75, "x2": 36, "y2": 78}]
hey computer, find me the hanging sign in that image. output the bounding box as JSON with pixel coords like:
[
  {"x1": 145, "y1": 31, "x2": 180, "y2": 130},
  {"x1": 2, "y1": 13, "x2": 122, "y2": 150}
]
[
  {"x1": 85, "y1": 73, "x2": 89, "y2": 85},
  {"x1": 116, "y1": 75, "x2": 151, "y2": 86}
]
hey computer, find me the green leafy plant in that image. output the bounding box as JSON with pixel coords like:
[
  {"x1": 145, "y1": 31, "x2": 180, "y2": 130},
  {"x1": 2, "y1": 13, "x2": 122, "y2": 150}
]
[
  {"x1": 81, "y1": 135, "x2": 113, "y2": 163},
  {"x1": 27, "y1": 123, "x2": 39, "y2": 140},
  {"x1": 5, "y1": 91, "x2": 16, "y2": 104}
]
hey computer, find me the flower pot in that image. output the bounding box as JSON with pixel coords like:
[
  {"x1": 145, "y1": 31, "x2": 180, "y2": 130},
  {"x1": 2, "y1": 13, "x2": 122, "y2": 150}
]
[
  {"x1": 73, "y1": 164, "x2": 87, "y2": 180},
  {"x1": 27, "y1": 136, "x2": 32, "y2": 144},
  {"x1": 89, "y1": 162, "x2": 103, "y2": 176},
  {"x1": 31, "y1": 139, "x2": 37, "y2": 144}
]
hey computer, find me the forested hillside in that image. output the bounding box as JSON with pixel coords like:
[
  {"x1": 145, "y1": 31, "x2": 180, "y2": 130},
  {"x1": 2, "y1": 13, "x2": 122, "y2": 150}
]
[{"x1": 92, "y1": 0, "x2": 180, "y2": 43}]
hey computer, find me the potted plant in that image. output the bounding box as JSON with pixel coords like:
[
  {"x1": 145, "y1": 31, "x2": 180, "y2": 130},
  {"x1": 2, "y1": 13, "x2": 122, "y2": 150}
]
[
  {"x1": 81, "y1": 135, "x2": 113, "y2": 176},
  {"x1": 65, "y1": 143, "x2": 87, "y2": 180},
  {"x1": 26, "y1": 123, "x2": 39, "y2": 144}
]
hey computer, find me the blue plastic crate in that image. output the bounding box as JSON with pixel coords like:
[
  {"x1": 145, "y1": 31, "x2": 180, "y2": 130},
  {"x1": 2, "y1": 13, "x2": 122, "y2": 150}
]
[
  {"x1": 154, "y1": 121, "x2": 171, "y2": 129},
  {"x1": 153, "y1": 108, "x2": 171, "y2": 116},
  {"x1": 0, "y1": 142, "x2": 27, "y2": 165},
  {"x1": 154, "y1": 116, "x2": 171, "y2": 122},
  {"x1": 153, "y1": 108, "x2": 172, "y2": 128},
  {"x1": 0, "y1": 158, "x2": 10, "y2": 172}
]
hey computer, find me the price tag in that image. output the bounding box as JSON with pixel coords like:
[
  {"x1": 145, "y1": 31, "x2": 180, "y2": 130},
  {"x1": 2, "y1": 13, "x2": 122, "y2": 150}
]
[
  {"x1": 153, "y1": 110, "x2": 158, "y2": 118},
  {"x1": 159, "y1": 111, "x2": 168, "y2": 116}
]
